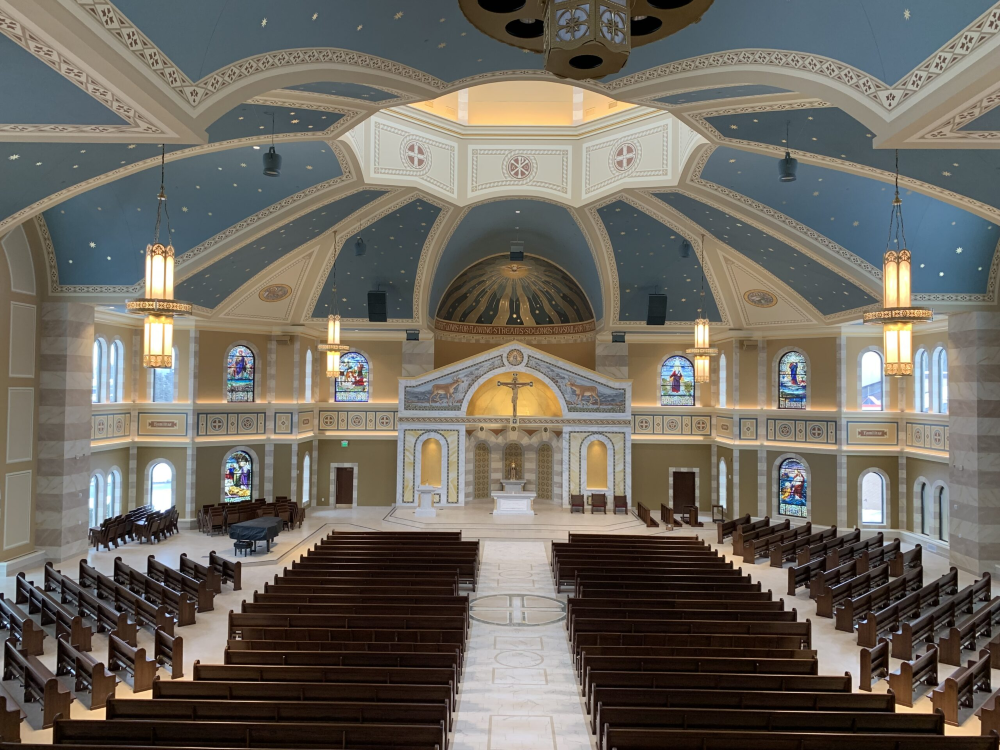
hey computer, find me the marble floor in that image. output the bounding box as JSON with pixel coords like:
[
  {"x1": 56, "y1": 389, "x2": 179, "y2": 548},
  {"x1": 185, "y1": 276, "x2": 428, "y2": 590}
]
[{"x1": 0, "y1": 502, "x2": 992, "y2": 745}]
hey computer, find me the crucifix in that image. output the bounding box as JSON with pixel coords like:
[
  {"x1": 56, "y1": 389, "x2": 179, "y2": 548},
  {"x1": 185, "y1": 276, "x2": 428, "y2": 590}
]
[{"x1": 497, "y1": 372, "x2": 533, "y2": 421}]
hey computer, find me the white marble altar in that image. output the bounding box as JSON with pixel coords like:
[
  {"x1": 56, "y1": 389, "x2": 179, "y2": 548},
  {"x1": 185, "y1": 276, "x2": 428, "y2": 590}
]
[
  {"x1": 415, "y1": 485, "x2": 438, "y2": 517},
  {"x1": 492, "y1": 479, "x2": 536, "y2": 516}
]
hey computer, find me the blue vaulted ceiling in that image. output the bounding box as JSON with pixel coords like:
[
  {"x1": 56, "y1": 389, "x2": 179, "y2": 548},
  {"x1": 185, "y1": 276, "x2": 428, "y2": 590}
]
[
  {"x1": 177, "y1": 189, "x2": 387, "y2": 308},
  {"x1": 197, "y1": 103, "x2": 344, "y2": 144},
  {"x1": 311, "y1": 198, "x2": 443, "y2": 320},
  {"x1": 430, "y1": 200, "x2": 603, "y2": 322},
  {"x1": 284, "y1": 83, "x2": 400, "y2": 103},
  {"x1": 698, "y1": 147, "x2": 998, "y2": 296},
  {"x1": 959, "y1": 106, "x2": 1000, "y2": 132},
  {"x1": 597, "y1": 201, "x2": 723, "y2": 323},
  {"x1": 45, "y1": 141, "x2": 342, "y2": 286},
  {"x1": 655, "y1": 192, "x2": 877, "y2": 315},
  {"x1": 704, "y1": 107, "x2": 1000, "y2": 212},
  {"x1": 656, "y1": 85, "x2": 791, "y2": 106}
]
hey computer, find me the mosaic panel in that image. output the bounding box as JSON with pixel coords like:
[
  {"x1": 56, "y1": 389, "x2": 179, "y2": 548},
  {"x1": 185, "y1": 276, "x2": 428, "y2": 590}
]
[
  {"x1": 766, "y1": 419, "x2": 838, "y2": 445},
  {"x1": 906, "y1": 422, "x2": 949, "y2": 452},
  {"x1": 196, "y1": 412, "x2": 265, "y2": 437},
  {"x1": 318, "y1": 409, "x2": 398, "y2": 431},
  {"x1": 91, "y1": 412, "x2": 131, "y2": 441},
  {"x1": 632, "y1": 414, "x2": 711, "y2": 436}
]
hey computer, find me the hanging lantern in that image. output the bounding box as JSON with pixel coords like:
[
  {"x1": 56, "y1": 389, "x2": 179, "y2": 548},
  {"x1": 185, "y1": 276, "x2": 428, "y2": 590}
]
[
  {"x1": 126, "y1": 147, "x2": 191, "y2": 368},
  {"x1": 863, "y1": 153, "x2": 932, "y2": 376},
  {"x1": 317, "y1": 240, "x2": 349, "y2": 378},
  {"x1": 686, "y1": 237, "x2": 717, "y2": 384}
]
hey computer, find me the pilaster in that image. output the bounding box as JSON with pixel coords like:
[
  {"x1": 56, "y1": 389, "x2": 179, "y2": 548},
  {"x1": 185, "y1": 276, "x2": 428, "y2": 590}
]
[
  {"x1": 402, "y1": 340, "x2": 435, "y2": 378},
  {"x1": 595, "y1": 342, "x2": 628, "y2": 379}
]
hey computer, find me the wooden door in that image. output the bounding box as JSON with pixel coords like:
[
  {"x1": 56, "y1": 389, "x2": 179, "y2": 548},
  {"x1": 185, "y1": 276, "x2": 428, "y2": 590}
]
[
  {"x1": 673, "y1": 471, "x2": 696, "y2": 514},
  {"x1": 335, "y1": 467, "x2": 354, "y2": 505}
]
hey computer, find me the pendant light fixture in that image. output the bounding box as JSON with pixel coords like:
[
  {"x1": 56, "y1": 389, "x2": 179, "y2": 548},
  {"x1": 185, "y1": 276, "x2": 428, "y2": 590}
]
[
  {"x1": 317, "y1": 233, "x2": 349, "y2": 378},
  {"x1": 779, "y1": 120, "x2": 798, "y2": 182},
  {"x1": 686, "y1": 235, "x2": 717, "y2": 383},
  {"x1": 863, "y1": 151, "x2": 932, "y2": 376},
  {"x1": 126, "y1": 146, "x2": 192, "y2": 369},
  {"x1": 262, "y1": 111, "x2": 282, "y2": 177}
]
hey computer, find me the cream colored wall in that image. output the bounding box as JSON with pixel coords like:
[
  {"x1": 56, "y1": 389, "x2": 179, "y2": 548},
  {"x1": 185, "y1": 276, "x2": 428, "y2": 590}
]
[
  {"x1": 906, "y1": 456, "x2": 949, "y2": 531},
  {"x1": 767, "y1": 450, "x2": 837, "y2": 526},
  {"x1": 329, "y1": 340, "x2": 403, "y2": 403},
  {"x1": 631, "y1": 444, "x2": 713, "y2": 511},
  {"x1": 845, "y1": 334, "x2": 892, "y2": 412},
  {"x1": 134, "y1": 446, "x2": 187, "y2": 512},
  {"x1": 197, "y1": 331, "x2": 271, "y2": 403},
  {"x1": 317, "y1": 439, "x2": 398, "y2": 506},
  {"x1": 737, "y1": 449, "x2": 759, "y2": 518},
  {"x1": 717, "y1": 444, "x2": 733, "y2": 518},
  {"x1": 90, "y1": 446, "x2": 131, "y2": 514},
  {"x1": 628, "y1": 343, "x2": 710, "y2": 407},
  {"x1": 846, "y1": 454, "x2": 900, "y2": 528},
  {"x1": 737, "y1": 344, "x2": 758, "y2": 408},
  {"x1": 766, "y1": 337, "x2": 837, "y2": 410}
]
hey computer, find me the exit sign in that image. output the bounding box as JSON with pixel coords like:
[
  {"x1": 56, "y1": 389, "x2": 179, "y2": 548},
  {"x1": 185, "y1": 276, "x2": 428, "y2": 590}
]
[{"x1": 341, "y1": 440, "x2": 349, "y2": 447}]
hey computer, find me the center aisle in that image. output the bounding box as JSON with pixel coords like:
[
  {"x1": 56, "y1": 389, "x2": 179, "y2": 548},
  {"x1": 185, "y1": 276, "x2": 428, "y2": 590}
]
[{"x1": 453, "y1": 540, "x2": 595, "y2": 750}]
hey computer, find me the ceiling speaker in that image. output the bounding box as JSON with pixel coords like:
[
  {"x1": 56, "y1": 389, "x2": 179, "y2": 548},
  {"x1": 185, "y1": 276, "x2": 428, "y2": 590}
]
[
  {"x1": 509, "y1": 240, "x2": 524, "y2": 263},
  {"x1": 646, "y1": 294, "x2": 668, "y2": 326},
  {"x1": 367, "y1": 291, "x2": 387, "y2": 323}
]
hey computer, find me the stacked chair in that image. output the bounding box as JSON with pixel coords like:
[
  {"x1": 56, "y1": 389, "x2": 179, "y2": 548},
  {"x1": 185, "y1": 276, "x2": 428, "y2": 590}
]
[
  {"x1": 89, "y1": 506, "x2": 178, "y2": 550},
  {"x1": 199, "y1": 499, "x2": 304, "y2": 536}
]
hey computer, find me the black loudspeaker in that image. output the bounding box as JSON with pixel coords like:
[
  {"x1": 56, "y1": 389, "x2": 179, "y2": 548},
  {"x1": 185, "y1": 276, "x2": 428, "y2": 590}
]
[
  {"x1": 646, "y1": 294, "x2": 668, "y2": 326},
  {"x1": 510, "y1": 241, "x2": 525, "y2": 262},
  {"x1": 367, "y1": 291, "x2": 387, "y2": 322}
]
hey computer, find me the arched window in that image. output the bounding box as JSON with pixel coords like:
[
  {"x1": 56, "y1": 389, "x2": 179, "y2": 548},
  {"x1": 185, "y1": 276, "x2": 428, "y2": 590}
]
[
  {"x1": 106, "y1": 469, "x2": 121, "y2": 518},
  {"x1": 660, "y1": 355, "x2": 695, "y2": 406},
  {"x1": 92, "y1": 338, "x2": 106, "y2": 403},
  {"x1": 778, "y1": 351, "x2": 807, "y2": 409},
  {"x1": 88, "y1": 474, "x2": 101, "y2": 527},
  {"x1": 719, "y1": 457, "x2": 728, "y2": 512},
  {"x1": 934, "y1": 348, "x2": 949, "y2": 414},
  {"x1": 304, "y1": 349, "x2": 313, "y2": 403},
  {"x1": 153, "y1": 347, "x2": 177, "y2": 403},
  {"x1": 777, "y1": 458, "x2": 807, "y2": 517},
  {"x1": 915, "y1": 349, "x2": 930, "y2": 413},
  {"x1": 719, "y1": 353, "x2": 727, "y2": 408},
  {"x1": 224, "y1": 450, "x2": 253, "y2": 502},
  {"x1": 109, "y1": 340, "x2": 124, "y2": 403},
  {"x1": 226, "y1": 345, "x2": 255, "y2": 402},
  {"x1": 335, "y1": 351, "x2": 370, "y2": 402},
  {"x1": 860, "y1": 351, "x2": 884, "y2": 411},
  {"x1": 149, "y1": 461, "x2": 174, "y2": 511},
  {"x1": 919, "y1": 481, "x2": 931, "y2": 536},
  {"x1": 861, "y1": 471, "x2": 886, "y2": 525},
  {"x1": 301, "y1": 452, "x2": 311, "y2": 506},
  {"x1": 937, "y1": 485, "x2": 949, "y2": 542}
]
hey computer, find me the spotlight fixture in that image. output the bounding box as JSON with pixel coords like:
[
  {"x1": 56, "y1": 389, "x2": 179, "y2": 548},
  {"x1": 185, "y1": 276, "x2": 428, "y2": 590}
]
[
  {"x1": 686, "y1": 235, "x2": 717, "y2": 383},
  {"x1": 354, "y1": 236, "x2": 367, "y2": 257},
  {"x1": 779, "y1": 120, "x2": 798, "y2": 182},
  {"x1": 262, "y1": 112, "x2": 281, "y2": 176},
  {"x1": 126, "y1": 146, "x2": 192, "y2": 369},
  {"x1": 458, "y1": 0, "x2": 714, "y2": 81},
  {"x1": 863, "y1": 151, "x2": 932, "y2": 376}
]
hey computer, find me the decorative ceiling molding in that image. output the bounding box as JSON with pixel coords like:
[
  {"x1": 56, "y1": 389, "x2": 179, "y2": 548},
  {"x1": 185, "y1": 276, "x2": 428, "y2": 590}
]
[
  {"x1": 75, "y1": 0, "x2": 447, "y2": 108},
  {"x1": 584, "y1": 191, "x2": 731, "y2": 328},
  {"x1": 0, "y1": 8, "x2": 167, "y2": 136},
  {"x1": 913, "y1": 84, "x2": 1000, "y2": 142},
  {"x1": 608, "y1": 6, "x2": 1000, "y2": 114},
  {"x1": 720, "y1": 255, "x2": 813, "y2": 327},
  {"x1": 304, "y1": 191, "x2": 454, "y2": 325},
  {"x1": 635, "y1": 84, "x2": 796, "y2": 110},
  {"x1": 683, "y1": 99, "x2": 1000, "y2": 224},
  {"x1": 275, "y1": 85, "x2": 415, "y2": 107},
  {"x1": 218, "y1": 251, "x2": 316, "y2": 322}
]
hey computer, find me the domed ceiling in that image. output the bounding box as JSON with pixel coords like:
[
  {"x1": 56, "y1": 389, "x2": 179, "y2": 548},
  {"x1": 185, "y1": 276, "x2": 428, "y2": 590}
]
[
  {"x1": 436, "y1": 254, "x2": 595, "y2": 338},
  {"x1": 1, "y1": 1, "x2": 999, "y2": 333}
]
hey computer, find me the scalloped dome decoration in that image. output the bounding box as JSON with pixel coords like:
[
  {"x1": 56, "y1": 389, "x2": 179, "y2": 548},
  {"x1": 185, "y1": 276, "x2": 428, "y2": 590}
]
[{"x1": 436, "y1": 254, "x2": 595, "y2": 336}]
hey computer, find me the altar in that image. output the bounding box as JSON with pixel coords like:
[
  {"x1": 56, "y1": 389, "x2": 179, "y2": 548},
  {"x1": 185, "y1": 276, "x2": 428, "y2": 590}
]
[{"x1": 492, "y1": 479, "x2": 536, "y2": 516}]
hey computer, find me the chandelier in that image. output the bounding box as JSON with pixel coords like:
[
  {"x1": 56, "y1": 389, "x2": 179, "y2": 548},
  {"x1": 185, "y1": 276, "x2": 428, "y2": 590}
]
[
  {"x1": 863, "y1": 151, "x2": 932, "y2": 376},
  {"x1": 458, "y1": 0, "x2": 714, "y2": 80},
  {"x1": 686, "y1": 235, "x2": 716, "y2": 383},
  {"x1": 317, "y1": 239, "x2": 349, "y2": 377},
  {"x1": 126, "y1": 147, "x2": 192, "y2": 369}
]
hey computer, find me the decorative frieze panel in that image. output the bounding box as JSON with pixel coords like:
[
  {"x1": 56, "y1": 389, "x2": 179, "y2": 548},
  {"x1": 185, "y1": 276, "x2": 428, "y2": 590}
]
[
  {"x1": 318, "y1": 410, "x2": 398, "y2": 432},
  {"x1": 846, "y1": 421, "x2": 899, "y2": 446},
  {"x1": 469, "y1": 148, "x2": 570, "y2": 196},
  {"x1": 632, "y1": 414, "x2": 711, "y2": 436},
  {"x1": 92, "y1": 412, "x2": 130, "y2": 441},
  {"x1": 138, "y1": 413, "x2": 187, "y2": 437},
  {"x1": 196, "y1": 412, "x2": 266, "y2": 437},
  {"x1": 767, "y1": 419, "x2": 838, "y2": 445},
  {"x1": 906, "y1": 421, "x2": 949, "y2": 452},
  {"x1": 298, "y1": 411, "x2": 314, "y2": 432},
  {"x1": 739, "y1": 417, "x2": 758, "y2": 441},
  {"x1": 371, "y1": 120, "x2": 457, "y2": 197},
  {"x1": 274, "y1": 412, "x2": 294, "y2": 435},
  {"x1": 583, "y1": 123, "x2": 670, "y2": 197},
  {"x1": 717, "y1": 416, "x2": 734, "y2": 439}
]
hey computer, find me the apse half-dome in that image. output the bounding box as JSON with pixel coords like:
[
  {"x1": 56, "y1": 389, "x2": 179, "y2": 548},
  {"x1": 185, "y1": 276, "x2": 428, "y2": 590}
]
[{"x1": 435, "y1": 254, "x2": 595, "y2": 338}]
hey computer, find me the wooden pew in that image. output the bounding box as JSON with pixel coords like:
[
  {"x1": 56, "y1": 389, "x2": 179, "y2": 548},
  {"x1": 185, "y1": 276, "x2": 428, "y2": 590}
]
[
  {"x1": 154, "y1": 627, "x2": 183, "y2": 679},
  {"x1": 834, "y1": 565, "x2": 923, "y2": 633},
  {"x1": 787, "y1": 555, "x2": 827, "y2": 596},
  {"x1": 976, "y1": 688, "x2": 1000, "y2": 740},
  {"x1": 209, "y1": 550, "x2": 242, "y2": 591},
  {"x1": 634, "y1": 502, "x2": 659, "y2": 528},
  {"x1": 794, "y1": 528, "x2": 861, "y2": 567},
  {"x1": 0, "y1": 594, "x2": 44, "y2": 656},
  {"x1": 54, "y1": 634, "x2": 117, "y2": 709},
  {"x1": 77, "y1": 586, "x2": 138, "y2": 647},
  {"x1": 858, "y1": 538, "x2": 902, "y2": 574},
  {"x1": 16, "y1": 574, "x2": 93, "y2": 652},
  {"x1": 682, "y1": 505, "x2": 702, "y2": 527},
  {"x1": 147, "y1": 555, "x2": 214, "y2": 612},
  {"x1": 730, "y1": 516, "x2": 771, "y2": 551},
  {"x1": 574, "y1": 632, "x2": 808, "y2": 660},
  {"x1": 0, "y1": 698, "x2": 20, "y2": 743},
  {"x1": 860, "y1": 638, "x2": 890, "y2": 691},
  {"x1": 599, "y1": 729, "x2": 997, "y2": 750},
  {"x1": 890, "y1": 544, "x2": 923, "y2": 577},
  {"x1": 716, "y1": 513, "x2": 751, "y2": 544},
  {"x1": 891, "y1": 575, "x2": 991, "y2": 660},
  {"x1": 769, "y1": 525, "x2": 837, "y2": 568},
  {"x1": 254, "y1": 592, "x2": 470, "y2": 608},
  {"x1": 735, "y1": 519, "x2": 790, "y2": 554},
  {"x1": 2, "y1": 638, "x2": 72, "y2": 728},
  {"x1": 857, "y1": 568, "x2": 959, "y2": 648},
  {"x1": 809, "y1": 558, "x2": 863, "y2": 600},
  {"x1": 888, "y1": 645, "x2": 939, "y2": 708},
  {"x1": 936, "y1": 596, "x2": 1000, "y2": 666},
  {"x1": 265, "y1": 582, "x2": 461, "y2": 598},
  {"x1": 824, "y1": 532, "x2": 884, "y2": 570},
  {"x1": 741, "y1": 522, "x2": 812, "y2": 564},
  {"x1": 232, "y1": 627, "x2": 466, "y2": 647},
  {"x1": 107, "y1": 633, "x2": 157, "y2": 694},
  {"x1": 113, "y1": 557, "x2": 197, "y2": 626},
  {"x1": 931, "y1": 648, "x2": 992, "y2": 725},
  {"x1": 178, "y1": 552, "x2": 223, "y2": 594},
  {"x1": 660, "y1": 504, "x2": 674, "y2": 527},
  {"x1": 815, "y1": 563, "x2": 890, "y2": 618}
]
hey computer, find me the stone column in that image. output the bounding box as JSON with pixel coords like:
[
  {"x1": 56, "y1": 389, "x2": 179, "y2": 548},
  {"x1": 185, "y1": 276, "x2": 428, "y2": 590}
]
[
  {"x1": 188, "y1": 329, "x2": 199, "y2": 403},
  {"x1": 595, "y1": 342, "x2": 628, "y2": 379},
  {"x1": 37, "y1": 303, "x2": 93, "y2": 561},
  {"x1": 290, "y1": 442, "x2": 299, "y2": 505},
  {"x1": 732, "y1": 450, "x2": 740, "y2": 517},
  {"x1": 402, "y1": 340, "x2": 434, "y2": 378},
  {"x1": 948, "y1": 312, "x2": 1000, "y2": 574},
  {"x1": 182, "y1": 444, "x2": 197, "y2": 528},
  {"x1": 757, "y1": 449, "x2": 767, "y2": 517},
  {"x1": 128, "y1": 444, "x2": 137, "y2": 511},
  {"x1": 264, "y1": 443, "x2": 274, "y2": 501},
  {"x1": 266, "y1": 337, "x2": 277, "y2": 402},
  {"x1": 311, "y1": 438, "x2": 319, "y2": 505}
]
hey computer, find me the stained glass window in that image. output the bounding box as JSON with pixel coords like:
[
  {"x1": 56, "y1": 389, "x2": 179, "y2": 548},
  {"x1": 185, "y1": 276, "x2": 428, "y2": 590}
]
[
  {"x1": 778, "y1": 458, "x2": 808, "y2": 518},
  {"x1": 335, "y1": 351, "x2": 370, "y2": 402},
  {"x1": 226, "y1": 345, "x2": 255, "y2": 402},
  {"x1": 778, "y1": 351, "x2": 807, "y2": 409},
  {"x1": 224, "y1": 450, "x2": 253, "y2": 502},
  {"x1": 660, "y1": 356, "x2": 695, "y2": 406}
]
